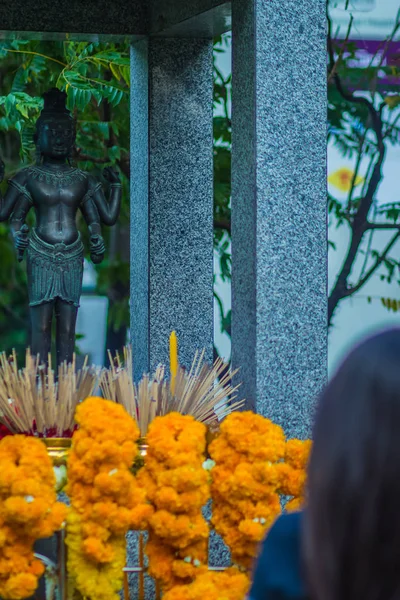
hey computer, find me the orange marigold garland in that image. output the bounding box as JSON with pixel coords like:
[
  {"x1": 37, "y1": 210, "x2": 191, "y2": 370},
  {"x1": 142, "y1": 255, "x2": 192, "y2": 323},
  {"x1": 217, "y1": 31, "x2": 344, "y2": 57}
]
[
  {"x1": 66, "y1": 397, "x2": 153, "y2": 600},
  {"x1": 209, "y1": 411, "x2": 286, "y2": 570},
  {"x1": 137, "y1": 412, "x2": 210, "y2": 590},
  {"x1": 0, "y1": 435, "x2": 67, "y2": 600},
  {"x1": 278, "y1": 438, "x2": 312, "y2": 512},
  {"x1": 162, "y1": 567, "x2": 250, "y2": 600}
]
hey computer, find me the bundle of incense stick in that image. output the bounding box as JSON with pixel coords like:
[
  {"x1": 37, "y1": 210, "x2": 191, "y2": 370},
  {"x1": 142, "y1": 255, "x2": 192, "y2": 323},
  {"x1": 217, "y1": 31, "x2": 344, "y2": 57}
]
[
  {"x1": 0, "y1": 350, "x2": 99, "y2": 436},
  {"x1": 100, "y1": 346, "x2": 245, "y2": 436}
]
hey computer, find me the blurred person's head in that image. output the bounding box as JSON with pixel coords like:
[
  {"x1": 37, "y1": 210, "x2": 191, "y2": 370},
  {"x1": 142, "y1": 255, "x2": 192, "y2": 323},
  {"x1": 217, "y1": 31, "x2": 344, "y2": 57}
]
[{"x1": 304, "y1": 329, "x2": 400, "y2": 600}]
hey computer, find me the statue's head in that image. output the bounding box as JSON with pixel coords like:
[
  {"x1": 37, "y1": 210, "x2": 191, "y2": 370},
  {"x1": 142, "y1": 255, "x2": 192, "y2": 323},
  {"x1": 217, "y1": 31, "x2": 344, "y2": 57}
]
[{"x1": 34, "y1": 88, "x2": 76, "y2": 161}]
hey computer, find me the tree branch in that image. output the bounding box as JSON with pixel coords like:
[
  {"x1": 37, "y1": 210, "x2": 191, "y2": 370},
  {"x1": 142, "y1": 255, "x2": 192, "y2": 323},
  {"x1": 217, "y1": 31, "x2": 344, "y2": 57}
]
[
  {"x1": 4, "y1": 48, "x2": 66, "y2": 67},
  {"x1": 328, "y1": 14, "x2": 354, "y2": 85},
  {"x1": 327, "y1": 10, "x2": 384, "y2": 155},
  {"x1": 384, "y1": 111, "x2": 400, "y2": 139},
  {"x1": 366, "y1": 222, "x2": 400, "y2": 230},
  {"x1": 327, "y1": 4, "x2": 387, "y2": 325},
  {"x1": 346, "y1": 231, "x2": 400, "y2": 297}
]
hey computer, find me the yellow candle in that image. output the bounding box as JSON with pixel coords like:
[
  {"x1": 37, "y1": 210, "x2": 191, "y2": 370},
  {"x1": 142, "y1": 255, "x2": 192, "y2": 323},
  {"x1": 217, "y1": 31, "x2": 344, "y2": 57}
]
[{"x1": 170, "y1": 330, "x2": 178, "y2": 394}]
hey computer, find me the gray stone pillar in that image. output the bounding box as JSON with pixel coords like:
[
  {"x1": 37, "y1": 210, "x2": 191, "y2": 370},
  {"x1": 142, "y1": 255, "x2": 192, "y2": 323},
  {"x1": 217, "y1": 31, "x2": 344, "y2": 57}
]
[
  {"x1": 130, "y1": 38, "x2": 214, "y2": 380},
  {"x1": 231, "y1": 0, "x2": 327, "y2": 438}
]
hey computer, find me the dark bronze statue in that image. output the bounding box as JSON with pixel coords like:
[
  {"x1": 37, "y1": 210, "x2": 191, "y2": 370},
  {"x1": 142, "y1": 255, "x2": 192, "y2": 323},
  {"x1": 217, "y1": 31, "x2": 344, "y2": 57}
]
[{"x1": 0, "y1": 88, "x2": 121, "y2": 368}]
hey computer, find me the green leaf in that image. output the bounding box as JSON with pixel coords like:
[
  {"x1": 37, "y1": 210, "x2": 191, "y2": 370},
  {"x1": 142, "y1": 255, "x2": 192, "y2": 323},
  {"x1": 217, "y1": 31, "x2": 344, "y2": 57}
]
[
  {"x1": 121, "y1": 65, "x2": 130, "y2": 87},
  {"x1": 110, "y1": 63, "x2": 121, "y2": 81},
  {"x1": 15, "y1": 103, "x2": 29, "y2": 118},
  {"x1": 108, "y1": 145, "x2": 121, "y2": 161},
  {"x1": 5, "y1": 94, "x2": 16, "y2": 116}
]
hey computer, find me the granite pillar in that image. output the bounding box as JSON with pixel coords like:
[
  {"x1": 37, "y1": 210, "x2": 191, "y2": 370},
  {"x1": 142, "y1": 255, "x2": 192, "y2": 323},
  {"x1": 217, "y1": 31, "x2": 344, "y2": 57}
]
[
  {"x1": 130, "y1": 38, "x2": 214, "y2": 380},
  {"x1": 231, "y1": 0, "x2": 327, "y2": 437}
]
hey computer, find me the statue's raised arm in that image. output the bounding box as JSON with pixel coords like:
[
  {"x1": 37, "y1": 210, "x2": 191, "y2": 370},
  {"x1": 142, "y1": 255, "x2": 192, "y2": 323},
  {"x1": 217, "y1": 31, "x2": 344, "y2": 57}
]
[{"x1": 83, "y1": 166, "x2": 121, "y2": 226}]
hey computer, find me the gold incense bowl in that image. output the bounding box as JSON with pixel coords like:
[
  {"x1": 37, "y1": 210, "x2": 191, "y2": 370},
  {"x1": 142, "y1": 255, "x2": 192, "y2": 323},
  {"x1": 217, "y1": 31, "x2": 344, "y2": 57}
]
[{"x1": 43, "y1": 437, "x2": 72, "y2": 467}]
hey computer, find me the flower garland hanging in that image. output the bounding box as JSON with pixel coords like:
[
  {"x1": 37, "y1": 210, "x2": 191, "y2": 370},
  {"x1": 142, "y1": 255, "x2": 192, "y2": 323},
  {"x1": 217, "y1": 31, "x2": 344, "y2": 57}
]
[
  {"x1": 278, "y1": 438, "x2": 312, "y2": 512},
  {"x1": 162, "y1": 567, "x2": 250, "y2": 600},
  {"x1": 137, "y1": 412, "x2": 210, "y2": 590},
  {"x1": 0, "y1": 435, "x2": 67, "y2": 600},
  {"x1": 66, "y1": 397, "x2": 153, "y2": 600},
  {"x1": 209, "y1": 411, "x2": 286, "y2": 570}
]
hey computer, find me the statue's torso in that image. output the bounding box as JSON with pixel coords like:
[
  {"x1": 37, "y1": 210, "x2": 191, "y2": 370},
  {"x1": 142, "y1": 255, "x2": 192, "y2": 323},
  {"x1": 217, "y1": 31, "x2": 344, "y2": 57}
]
[{"x1": 23, "y1": 166, "x2": 89, "y2": 245}]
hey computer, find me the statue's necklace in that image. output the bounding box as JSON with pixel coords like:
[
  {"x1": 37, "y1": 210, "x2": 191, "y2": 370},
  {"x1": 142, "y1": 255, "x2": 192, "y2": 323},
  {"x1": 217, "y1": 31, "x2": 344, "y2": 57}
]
[{"x1": 28, "y1": 166, "x2": 87, "y2": 188}]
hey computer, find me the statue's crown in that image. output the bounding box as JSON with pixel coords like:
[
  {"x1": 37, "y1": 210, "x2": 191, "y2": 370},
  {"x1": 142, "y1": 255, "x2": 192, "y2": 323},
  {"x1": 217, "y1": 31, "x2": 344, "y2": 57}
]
[{"x1": 42, "y1": 88, "x2": 71, "y2": 116}]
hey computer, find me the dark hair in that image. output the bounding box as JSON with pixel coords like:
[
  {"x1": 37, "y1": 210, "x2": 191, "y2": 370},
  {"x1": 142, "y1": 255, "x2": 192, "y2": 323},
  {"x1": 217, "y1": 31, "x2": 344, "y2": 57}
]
[{"x1": 304, "y1": 329, "x2": 400, "y2": 600}]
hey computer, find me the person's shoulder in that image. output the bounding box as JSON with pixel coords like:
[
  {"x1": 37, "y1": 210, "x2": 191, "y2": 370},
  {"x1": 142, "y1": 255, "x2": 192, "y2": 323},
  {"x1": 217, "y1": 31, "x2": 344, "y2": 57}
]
[
  {"x1": 249, "y1": 512, "x2": 306, "y2": 600},
  {"x1": 263, "y1": 511, "x2": 302, "y2": 560},
  {"x1": 268, "y1": 511, "x2": 302, "y2": 540}
]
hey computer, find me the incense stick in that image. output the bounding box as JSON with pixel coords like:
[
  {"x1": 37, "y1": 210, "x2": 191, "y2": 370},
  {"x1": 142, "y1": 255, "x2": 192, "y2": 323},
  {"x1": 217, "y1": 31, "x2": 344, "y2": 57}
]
[
  {"x1": 100, "y1": 347, "x2": 245, "y2": 436},
  {"x1": 0, "y1": 350, "x2": 99, "y2": 436}
]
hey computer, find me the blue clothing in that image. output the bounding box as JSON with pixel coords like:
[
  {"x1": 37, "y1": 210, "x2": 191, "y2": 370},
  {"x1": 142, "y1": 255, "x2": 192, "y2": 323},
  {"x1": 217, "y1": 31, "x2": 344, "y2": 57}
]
[{"x1": 249, "y1": 512, "x2": 308, "y2": 600}]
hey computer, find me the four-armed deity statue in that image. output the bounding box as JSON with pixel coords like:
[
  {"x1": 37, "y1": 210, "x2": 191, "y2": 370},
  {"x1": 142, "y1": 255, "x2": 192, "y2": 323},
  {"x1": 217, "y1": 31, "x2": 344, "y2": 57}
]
[{"x1": 0, "y1": 88, "x2": 121, "y2": 368}]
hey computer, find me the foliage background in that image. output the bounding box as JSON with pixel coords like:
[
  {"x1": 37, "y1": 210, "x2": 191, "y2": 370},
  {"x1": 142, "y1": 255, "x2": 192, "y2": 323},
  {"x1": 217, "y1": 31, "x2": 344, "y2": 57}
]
[{"x1": 0, "y1": 37, "x2": 232, "y2": 363}]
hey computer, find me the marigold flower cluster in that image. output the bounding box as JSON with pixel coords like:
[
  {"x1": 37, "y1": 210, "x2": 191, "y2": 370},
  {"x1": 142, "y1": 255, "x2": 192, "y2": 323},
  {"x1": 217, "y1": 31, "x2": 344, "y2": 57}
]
[
  {"x1": 162, "y1": 567, "x2": 250, "y2": 600},
  {"x1": 137, "y1": 412, "x2": 209, "y2": 590},
  {"x1": 209, "y1": 411, "x2": 286, "y2": 570},
  {"x1": 66, "y1": 397, "x2": 153, "y2": 600},
  {"x1": 0, "y1": 435, "x2": 67, "y2": 599},
  {"x1": 278, "y1": 438, "x2": 312, "y2": 512}
]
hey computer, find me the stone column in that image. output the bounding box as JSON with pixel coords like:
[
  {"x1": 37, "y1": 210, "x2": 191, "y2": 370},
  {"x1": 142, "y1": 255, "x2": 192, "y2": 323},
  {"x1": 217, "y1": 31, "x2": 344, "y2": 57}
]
[
  {"x1": 130, "y1": 38, "x2": 214, "y2": 380},
  {"x1": 231, "y1": 0, "x2": 327, "y2": 438}
]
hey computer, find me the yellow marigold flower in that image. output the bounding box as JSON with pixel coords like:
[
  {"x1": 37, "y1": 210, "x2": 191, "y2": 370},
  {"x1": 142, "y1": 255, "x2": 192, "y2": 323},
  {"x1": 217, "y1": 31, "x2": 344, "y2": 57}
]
[
  {"x1": 3, "y1": 573, "x2": 38, "y2": 600},
  {"x1": 285, "y1": 439, "x2": 312, "y2": 470},
  {"x1": 277, "y1": 463, "x2": 306, "y2": 498},
  {"x1": 208, "y1": 436, "x2": 243, "y2": 470},
  {"x1": 0, "y1": 436, "x2": 64, "y2": 599},
  {"x1": 175, "y1": 540, "x2": 207, "y2": 561},
  {"x1": 146, "y1": 536, "x2": 176, "y2": 589},
  {"x1": 163, "y1": 587, "x2": 191, "y2": 600},
  {"x1": 210, "y1": 413, "x2": 289, "y2": 570},
  {"x1": 130, "y1": 504, "x2": 154, "y2": 530},
  {"x1": 82, "y1": 537, "x2": 114, "y2": 563},
  {"x1": 172, "y1": 560, "x2": 196, "y2": 580},
  {"x1": 238, "y1": 519, "x2": 265, "y2": 542},
  {"x1": 66, "y1": 397, "x2": 148, "y2": 600},
  {"x1": 163, "y1": 568, "x2": 250, "y2": 600},
  {"x1": 27, "y1": 559, "x2": 45, "y2": 577},
  {"x1": 157, "y1": 466, "x2": 208, "y2": 492},
  {"x1": 140, "y1": 413, "x2": 209, "y2": 591},
  {"x1": 81, "y1": 522, "x2": 110, "y2": 542}
]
